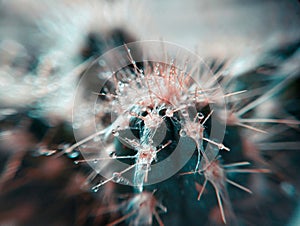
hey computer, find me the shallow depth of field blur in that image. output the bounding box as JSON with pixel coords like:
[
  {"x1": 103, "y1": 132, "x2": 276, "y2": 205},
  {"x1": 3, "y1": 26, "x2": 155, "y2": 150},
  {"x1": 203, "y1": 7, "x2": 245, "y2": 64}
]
[{"x1": 0, "y1": 1, "x2": 300, "y2": 226}]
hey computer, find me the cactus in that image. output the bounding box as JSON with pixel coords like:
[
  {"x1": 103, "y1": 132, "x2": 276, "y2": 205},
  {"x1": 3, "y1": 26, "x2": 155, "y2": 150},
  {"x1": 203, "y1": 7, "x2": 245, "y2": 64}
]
[{"x1": 0, "y1": 1, "x2": 299, "y2": 226}]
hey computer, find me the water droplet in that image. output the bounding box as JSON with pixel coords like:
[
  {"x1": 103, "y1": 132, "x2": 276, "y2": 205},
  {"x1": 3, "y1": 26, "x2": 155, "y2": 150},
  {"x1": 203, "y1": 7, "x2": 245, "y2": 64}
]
[
  {"x1": 218, "y1": 143, "x2": 226, "y2": 150},
  {"x1": 112, "y1": 173, "x2": 121, "y2": 182},
  {"x1": 180, "y1": 129, "x2": 187, "y2": 137},
  {"x1": 197, "y1": 113, "x2": 204, "y2": 120},
  {"x1": 141, "y1": 164, "x2": 149, "y2": 171},
  {"x1": 112, "y1": 173, "x2": 131, "y2": 185},
  {"x1": 118, "y1": 81, "x2": 125, "y2": 88},
  {"x1": 112, "y1": 129, "x2": 119, "y2": 137},
  {"x1": 74, "y1": 161, "x2": 79, "y2": 165},
  {"x1": 44, "y1": 151, "x2": 53, "y2": 156},
  {"x1": 98, "y1": 60, "x2": 106, "y2": 67},
  {"x1": 165, "y1": 109, "x2": 173, "y2": 117},
  {"x1": 92, "y1": 187, "x2": 99, "y2": 192},
  {"x1": 68, "y1": 151, "x2": 80, "y2": 159}
]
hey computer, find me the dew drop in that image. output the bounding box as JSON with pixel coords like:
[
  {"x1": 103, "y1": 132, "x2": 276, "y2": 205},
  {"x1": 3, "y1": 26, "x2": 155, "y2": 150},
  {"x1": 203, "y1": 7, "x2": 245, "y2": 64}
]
[
  {"x1": 92, "y1": 187, "x2": 99, "y2": 192},
  {"x1": 112, "y1": 173, "x2": 130, "y2": 185},
  {"x1": 197, "y1": 112, "x2": 204, "y2": 120},
  {"x1": 68, "y1": 151, "x2": 80, "y2": 159},
  {"x1": 98, "y1": 60, "x2": 106, "y2": 67},
  {"x1": 112, "y1": 172, "x2": 121, "y2": 182},
  {"x1": 180, "y1": 129, "x2": 187, "y2": 137},
  {"x1": 218, "y1": 143, "x2": 227, "y2": 150},
  {"x1": 118, "y1": 81, "x2": 125, "y2": 88},
  {"x1": 165, "y1": 109, "x2": 173, "y2": 117},
  {"x1": 112, "y1": 129, "x2": 119, "y2": 137}
]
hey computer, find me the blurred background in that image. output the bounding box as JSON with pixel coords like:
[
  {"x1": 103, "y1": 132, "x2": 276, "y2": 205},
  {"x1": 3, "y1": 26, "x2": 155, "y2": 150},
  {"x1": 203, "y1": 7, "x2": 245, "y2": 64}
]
[{"x1": 0, "y1": 0, "x2": 299, "y2": 225}]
